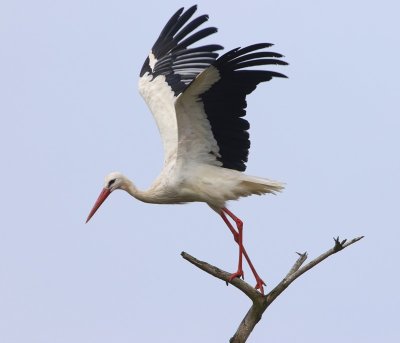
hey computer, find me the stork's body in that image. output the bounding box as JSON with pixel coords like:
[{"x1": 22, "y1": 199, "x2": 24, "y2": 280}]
[{"x1": 86, "y1": 5, "x2": 287, "y2": 294}]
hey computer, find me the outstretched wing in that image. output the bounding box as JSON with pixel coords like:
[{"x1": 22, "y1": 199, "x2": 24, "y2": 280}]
[
  {"x1": 138, "y1": 5, "x2": 222, "y2": 164},
  {"x1": 175, "y1": 43, "x2": 288, "y2": 171}
]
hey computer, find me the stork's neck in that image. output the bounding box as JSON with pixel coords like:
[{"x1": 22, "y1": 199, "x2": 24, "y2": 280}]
[{"x1": 123, "y1": 178, "x2": 154, "y2": 203}]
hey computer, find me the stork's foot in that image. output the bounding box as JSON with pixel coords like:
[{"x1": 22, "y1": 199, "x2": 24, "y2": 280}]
[
  {"x1": 229, "y1": 269, "x2": 244, "y2": 282},
  {"x1": 254, "y1": 277, "x2": 266, "y2": 295}
]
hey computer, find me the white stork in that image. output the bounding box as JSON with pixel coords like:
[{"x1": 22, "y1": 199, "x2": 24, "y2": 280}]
[{"x1": 86, "y1": 5, "x2": 287, "y2": 294}]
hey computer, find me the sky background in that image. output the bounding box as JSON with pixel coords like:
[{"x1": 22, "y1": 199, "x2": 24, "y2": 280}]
[{"x1": 1, "y1": 0, "x2": 399, "y2": 342}]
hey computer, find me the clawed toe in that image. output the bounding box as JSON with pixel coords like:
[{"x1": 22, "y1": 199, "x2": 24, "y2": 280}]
[
  {"x1": 255, "y1": 278, "x2": 266, "y2": 295},
  {"x1": 228, "y1": 270, "x2": 244, "y2": 282}
]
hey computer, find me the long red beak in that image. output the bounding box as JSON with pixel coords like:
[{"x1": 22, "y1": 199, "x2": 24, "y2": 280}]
[{"x1": 86, "y1": 188, "x2": 111, "y2": 223}]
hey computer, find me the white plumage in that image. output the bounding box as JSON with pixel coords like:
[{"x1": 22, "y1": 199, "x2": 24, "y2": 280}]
[{"x1": 86, "y1": 5, "x2": 287, "y2": 294}]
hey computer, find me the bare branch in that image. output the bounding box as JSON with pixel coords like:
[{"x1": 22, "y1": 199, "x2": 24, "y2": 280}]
[
  {"x1": 284, "y1": 236, "x2": 364, "y2": 287},
  {"x1": 284, "y1": 251, "x2": 308, "y2": 279},
  {"x1": 181, "y1": 236, "x2": 364, "y2": 343},
  {"x1": 181, "y1": 252, "x2": 262, "y2": 302}
]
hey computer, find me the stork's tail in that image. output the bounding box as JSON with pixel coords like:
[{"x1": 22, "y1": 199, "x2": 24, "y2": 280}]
[{"x1": 239, "y1": 175, "x2": 284, "y2": 196}]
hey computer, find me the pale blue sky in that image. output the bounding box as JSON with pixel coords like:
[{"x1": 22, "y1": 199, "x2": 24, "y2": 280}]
[{"x1": 1, "y1": 0, "x2": 399, "y2": 342}]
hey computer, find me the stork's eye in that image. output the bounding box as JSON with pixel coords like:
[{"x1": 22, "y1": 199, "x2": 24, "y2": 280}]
[{"x1": 108, "y1": 179, "x2": 116, "y2": 187}]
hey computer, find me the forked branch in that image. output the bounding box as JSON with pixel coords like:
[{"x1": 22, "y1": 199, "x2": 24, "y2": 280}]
[{"x1": 181, "y1": 235, "x2": 363, "y2": 343}]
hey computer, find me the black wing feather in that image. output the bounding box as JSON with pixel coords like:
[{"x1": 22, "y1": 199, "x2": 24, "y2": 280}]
[
  {"x1": 140, "y1": 6, "x2": 223, "y2": 96},
  {"x1": 173, "y1": 15, "x2": 209, "y2": 43},
  {"x1": 200, "y1": 45, "x2": 287, "y2": 171}
]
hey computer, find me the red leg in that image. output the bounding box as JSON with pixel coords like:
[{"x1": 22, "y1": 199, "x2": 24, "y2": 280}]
[
  {"x1": 221, "y1": 209, "x2": 244, "y2": 281},
  {"x1": 220, "y1": 208, "x2": 266, "y2": 294}
]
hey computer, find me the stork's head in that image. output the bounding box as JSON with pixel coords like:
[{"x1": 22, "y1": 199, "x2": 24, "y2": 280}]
[
  {"x1": 85, "y1": 171, "x2": 128, "y2": 223},
  {"x1": 104, "y1": 171, "x2": 127, "y2": 192}
]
